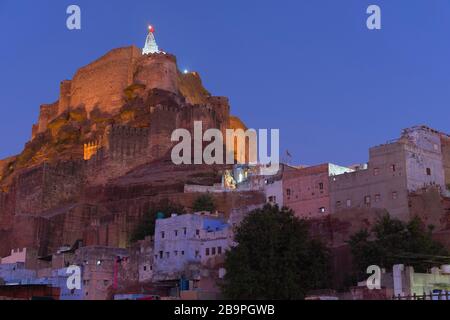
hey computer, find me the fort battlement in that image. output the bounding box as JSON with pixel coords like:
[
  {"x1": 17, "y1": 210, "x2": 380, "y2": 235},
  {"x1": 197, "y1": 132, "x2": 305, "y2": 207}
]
[{"x1": 83, "y1": 124, "x2": 151, "y2": 164}]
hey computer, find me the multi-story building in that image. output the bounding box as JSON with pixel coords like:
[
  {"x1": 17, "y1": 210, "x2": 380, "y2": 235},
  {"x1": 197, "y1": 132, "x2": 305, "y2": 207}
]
[
  {"x1": 153, "y1": 212, "x2": 232, "y2": 280},
  {"x1": 331, "y1": 126, "x2": 448, "y2": 220},
  {"x1": 283, "y1": 163, "x2": 353, "y2": 219}
]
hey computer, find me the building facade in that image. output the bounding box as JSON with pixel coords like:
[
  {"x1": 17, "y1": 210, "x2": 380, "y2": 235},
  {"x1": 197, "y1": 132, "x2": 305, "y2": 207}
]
[
  {"x1": 331, "y1": 126, "x2": 448, "y2": 220},
  {"x1": 153, "y1": 212, "x2": 232, "y2": 280},
  {"x1": 283, "y1": 164, "x2": 353, "y2": 219}
]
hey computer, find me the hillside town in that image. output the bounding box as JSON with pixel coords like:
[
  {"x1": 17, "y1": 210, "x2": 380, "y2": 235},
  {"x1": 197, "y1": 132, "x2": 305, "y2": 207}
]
[{"x1": 1, "y1": 27, "x2": 450, "y2": 301}]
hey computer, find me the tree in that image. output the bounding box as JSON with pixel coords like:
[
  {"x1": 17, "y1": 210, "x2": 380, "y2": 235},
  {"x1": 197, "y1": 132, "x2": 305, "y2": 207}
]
[
  {"x1": 348, "y1": 214, "x2": 449, "y2": 280},
  {"x1": 221, "y1": 204, "x2": 330, "y2": 300},
  {"x1": 192, "y1": 194, "x2": 216, "y2": 213},
  {"x1": 129, "y1": 199, "x2": 185, "y2": 243}
]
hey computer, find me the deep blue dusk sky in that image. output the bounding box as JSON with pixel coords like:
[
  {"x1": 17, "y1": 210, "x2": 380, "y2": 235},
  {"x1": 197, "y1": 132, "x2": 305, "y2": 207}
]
[{"x1": 1, "y1": 0, "x2": 450, "y2": 166}]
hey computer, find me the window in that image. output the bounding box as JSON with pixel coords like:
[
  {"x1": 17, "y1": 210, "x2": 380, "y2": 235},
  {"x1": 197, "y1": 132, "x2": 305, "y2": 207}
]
[
  {"x1": 183, "y1": 227, "x2": 187, "y2": 236},
  {"x1": 174, "y1": 230, "x2": 178, "y2": 237},
  {"x1": 166, "y1": 252, "x2": 170, "y2": 258},
  {"x1": 103, "y1": 280, "x2": 109, "y2": 286},
  {"x1": 174, "y1": 250, "x2": 178, "y2": 256},
  {"x1": 143, "y1": 266, "x2": 147, "y2": 271},
  {"x1": 181, "y1": 251, "x2": 185, "y2": 256},
  {"x1": 373, "y1": 168, "x2": 380, "y2": 176},
  {"x1": 319, "y1": 207, "x2": 326, "y2": 213},
  {"x1": 286, "y1": 189, "x2": 291, "y2": 197},
  {"x1": 268, "y1": 196, "x2": 277, "y2": 203},
  {"x1": 364, "y1": 196, "x2": 371, "y2": 205},
  {"x1": 426, "y1": 168, "x2": 431, "y2": 176},
  {"x1": 375, "y1": 194, "x2": 381, "y2": 202},
  {"x1": 392, "y1": 192, "x2": 398, "y2": 200},
  {"x1": 346, "y1": 199, "x2": 352, "y2": 207},
  {"x1": 212, "y1": 247, "x2": 216, "y2": 255},
  {"x1": 336, "y1": 201, "x2": 342, "y2": 209},
  {"x1": 218, "y1": 247, "x2": 222, "y2": 254},
  {"x1": 319, "y1": 182, "x2": 324, "y2": 190},
  {"x1": 196, "y1": 229, "x2": 200, "y2": 236},
  {"x1": 159, "y1": 251, "x2": 163, "y2": 259},
  {"x1": 161, "y1": 231, "x2": 165, "y2": 239},
  {"x1": 206, "y1": 248, "x2": 210, "y2": 256},
  {"x1": 391, "y1": 164, "x2": 396, "y2": 172},
  {"x1": 195, "y1": 250, "x2": 200, "y2": 258}
]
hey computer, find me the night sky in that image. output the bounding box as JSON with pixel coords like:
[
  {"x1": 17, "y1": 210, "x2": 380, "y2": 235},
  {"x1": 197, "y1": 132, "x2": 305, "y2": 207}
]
[{"x1": 1, "y1": 0, "x2": 450, "y2": 166}]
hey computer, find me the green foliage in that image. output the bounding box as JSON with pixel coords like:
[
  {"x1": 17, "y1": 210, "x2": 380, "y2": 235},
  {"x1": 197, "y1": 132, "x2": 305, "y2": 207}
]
[
  {"x1": 129, "y1": 199, "x2": 185, "y2": 243},
  {"x1": 192, "y1": 194, "x2": 216, "y2": 213},
  {"x1": 348, "y1": 214, "x2": 449, "y2": 280},
  {"x1": 221, "y1": 204, "x2": 331, "y2": 300}
]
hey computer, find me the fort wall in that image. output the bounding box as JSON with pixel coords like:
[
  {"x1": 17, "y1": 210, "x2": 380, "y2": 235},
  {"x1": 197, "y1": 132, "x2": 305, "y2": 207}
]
[
  {"x1": 134, "y1": 53, "x2": 178, "y2": 95},
  {"x1": 68, "y1": 46, "x2": 141, "y2": 116}
]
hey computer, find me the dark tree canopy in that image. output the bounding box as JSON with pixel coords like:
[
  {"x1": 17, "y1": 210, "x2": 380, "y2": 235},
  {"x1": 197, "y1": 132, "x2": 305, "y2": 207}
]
[
  {"x1": 221, "y1": 204, "x2": 331, "y2": 300},
  {"x1": 192, "y1": 194, "x2": 216, "y2": 213},
  {"x1": 348, "y1": 214, "x2": 449, "y2": 280},
  {"x1": 129, "y1": 199, "x2": 185, "y2": 243}
]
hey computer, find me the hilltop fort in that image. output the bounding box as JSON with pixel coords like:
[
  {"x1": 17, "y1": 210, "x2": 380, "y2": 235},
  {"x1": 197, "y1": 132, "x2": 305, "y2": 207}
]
[{"x1": 0, "y1": 28, "x2": 259, "y2": 257}]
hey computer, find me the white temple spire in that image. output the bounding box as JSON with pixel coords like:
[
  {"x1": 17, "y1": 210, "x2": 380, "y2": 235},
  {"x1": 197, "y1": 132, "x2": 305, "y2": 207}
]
[{"x1": 142, "y1": 25, "x2": 159, "y2": 55}]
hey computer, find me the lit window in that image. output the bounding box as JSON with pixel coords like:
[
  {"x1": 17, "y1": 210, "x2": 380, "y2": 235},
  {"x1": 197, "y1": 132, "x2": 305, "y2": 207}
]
[
  {"x1": 373, "y1": 168, "x2": 380, "y2": 176},
  {"x1": 392, "y1": 192, "x2": 398, "y2": 200},
  {"x1": 346, "y1": 199, "x2": 352, "y2": 207},
  {"x1": 364, "y1": 196, "x2": 371, "y2": 205},
  {"x1": 319, "y1": 207, "x2": 326, "y2": 213}
]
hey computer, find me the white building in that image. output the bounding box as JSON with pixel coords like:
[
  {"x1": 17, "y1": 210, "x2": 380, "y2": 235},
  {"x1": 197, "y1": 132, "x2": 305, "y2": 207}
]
[{"x1": 153, "y1": 212, "x2": 232, "y2": 280}]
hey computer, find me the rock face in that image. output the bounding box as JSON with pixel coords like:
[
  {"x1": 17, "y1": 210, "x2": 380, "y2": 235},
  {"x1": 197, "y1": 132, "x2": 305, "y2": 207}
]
[{"x1": 0, "y1": 46, "x2": 259, "y2": 257}]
